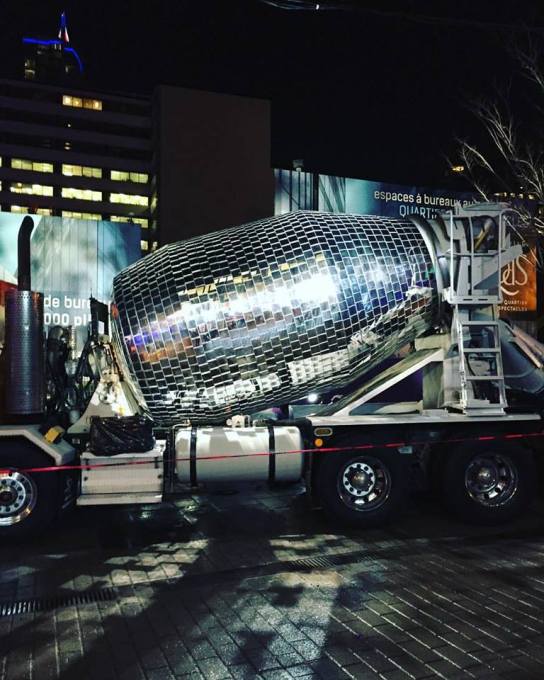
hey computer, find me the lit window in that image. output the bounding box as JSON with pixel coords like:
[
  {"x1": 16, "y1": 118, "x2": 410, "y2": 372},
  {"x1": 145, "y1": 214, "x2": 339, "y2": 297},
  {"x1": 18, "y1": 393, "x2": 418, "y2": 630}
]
[
  {"x1": 110, "y1": 170, "x2": 148, "y2": 183},
  {"x1": 62, "y1": 164, "x2": 102, "y2": 178},
  {"x1": 35, "y1": 162, "x2": 53, "y2": 173},
  {"x1": 12, "y1": 205, "x2": 51, "y2": 215},
  {"x1": 84, "y1": 98, "x2": 102, "y2": 111},
  {"x1": 110, "y1": 216, "x2": 149, "y2": 228},
  {"x1": 111, "y1": 170, "x2": 128, "y2": 182},
  {"x1": 0, "y1": 157, "x2": 2, "y2": 167},
  {"x1": 11, "y1": 158, "x2": 54, "y2": 173},
  {"x1": 109, "y1": 193, "x2": 149, "y2": 207},
  {"x1": 62, "y1": 95, "x2": 83, "y2": 108},
  {"x1": 63, "y1": 95, "x2": 102, "y2": 111},
  {"x1": 62, "y1": 211, "x2": 101, "y2": 220},
  {"x1": 62, "y1": 188, "x2": 102, "y2": 201},
  {"x1": 141, "y1": 240, "x2": 149, "y2": 251},
  {"x1": 10, "y1": 183, "x2": 53, "y2": 197},
  {"x1": 24, "y1": 58, "x2": 36, "y2": 80}
]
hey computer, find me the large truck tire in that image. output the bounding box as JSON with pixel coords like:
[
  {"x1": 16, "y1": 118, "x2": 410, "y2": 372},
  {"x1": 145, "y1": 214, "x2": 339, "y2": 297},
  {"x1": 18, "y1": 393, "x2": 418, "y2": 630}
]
[
  {"x1": 438, "y1": 442, "x2": 537, "y2": 525},
  {"x1": 0, "y1": 440, "x2": 59, "y2": 540},
  {"x1": 314, "y1": 450, "x2": 405, "y2": 528}
]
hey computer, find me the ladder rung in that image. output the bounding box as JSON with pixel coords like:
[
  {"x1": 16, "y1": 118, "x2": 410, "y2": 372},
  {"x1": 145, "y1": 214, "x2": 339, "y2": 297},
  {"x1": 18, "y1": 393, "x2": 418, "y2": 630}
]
[
  {"x1": 462, "y1": 348, "x2": 500, "y2": 353},
  {"x1": 452, "y1": 299, "x2": 501, "y2": 304},
  {"x1": 461, "y1": 321, "x2": 499, "y2": 327},
  {"x1": 447, "y1": 252, "x2": 500, "y2": 258},
  {"x1": 465, "y1": 375, "x2": 502, "y2": 381},
  {"x1": 463, "y1": 405, "x2": 506, "y2": 413}
]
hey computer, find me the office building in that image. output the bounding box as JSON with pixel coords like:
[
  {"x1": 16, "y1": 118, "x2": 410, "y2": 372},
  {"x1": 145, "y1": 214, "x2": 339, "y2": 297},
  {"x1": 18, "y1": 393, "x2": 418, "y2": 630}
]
[
  {"x1": 0, "y1": 77, "x2": 154, "y2": 253},
  {"x1": 152, "y1": 85, "x2": 273, "y2": 244},
  {"x1": 0, "y1": 9, "x2": 273, "y2": 252},
  {"x1": 22, "y1": 11, "x2": 83, "y2": 84}
]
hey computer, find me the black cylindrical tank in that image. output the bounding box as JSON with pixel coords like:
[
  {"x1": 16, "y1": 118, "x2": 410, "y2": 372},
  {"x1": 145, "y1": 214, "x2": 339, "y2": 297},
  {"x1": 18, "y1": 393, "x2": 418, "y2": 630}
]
[
  {"x1": 4, "y1": 290, "x2": 44, "y2": 416},
  {"x1": 112, "y1": 211, "x2": 439, "y2": 424}
]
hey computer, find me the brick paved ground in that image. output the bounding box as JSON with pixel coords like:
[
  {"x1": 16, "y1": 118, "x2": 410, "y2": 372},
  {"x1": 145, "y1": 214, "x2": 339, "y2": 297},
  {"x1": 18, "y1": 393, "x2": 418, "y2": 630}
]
[{"x1": 2, "y1": 483, "x2": 544, "y2": 679}]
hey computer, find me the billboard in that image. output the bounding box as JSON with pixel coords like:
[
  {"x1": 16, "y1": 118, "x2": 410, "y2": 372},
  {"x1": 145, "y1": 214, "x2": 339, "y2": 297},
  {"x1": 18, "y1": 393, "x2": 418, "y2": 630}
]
[
  {"x1": 500, "y1": 245, "x2": 538, "y2": 315},
  {"x1": 344, "y1": 178, "x2": 476, "y2": 220},
  {"x1": 275, "y1": 169, "x2": 539, "y2": 322},
  {"x1": 274, "y1": 169, "x2": 476, "y2": 219},
  {"x1": 0, "y1": 213, "x2": 141, "y2": 348}
]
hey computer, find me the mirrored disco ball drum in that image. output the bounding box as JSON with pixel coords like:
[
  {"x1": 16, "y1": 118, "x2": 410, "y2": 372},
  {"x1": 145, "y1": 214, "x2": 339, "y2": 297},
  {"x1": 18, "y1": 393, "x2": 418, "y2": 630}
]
[{"x1": 112, "y1": 212, "x2": 439, "y2": 424}]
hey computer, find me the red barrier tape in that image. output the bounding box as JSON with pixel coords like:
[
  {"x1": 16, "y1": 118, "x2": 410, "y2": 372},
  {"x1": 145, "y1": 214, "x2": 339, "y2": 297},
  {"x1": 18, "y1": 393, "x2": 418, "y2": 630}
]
[{"x1": 0, "y1": 430, "x2": 543, "y2": 475}]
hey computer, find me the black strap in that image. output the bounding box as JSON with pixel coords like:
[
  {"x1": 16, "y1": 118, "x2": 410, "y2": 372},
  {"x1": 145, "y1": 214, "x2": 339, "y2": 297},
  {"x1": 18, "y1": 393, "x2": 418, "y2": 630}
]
[
  {"x1": 190, "y1": 426, "x2": 197, "y2": 487},
  {"x1": 268, "y1": 425, "x2": 276, "y2": 484}
]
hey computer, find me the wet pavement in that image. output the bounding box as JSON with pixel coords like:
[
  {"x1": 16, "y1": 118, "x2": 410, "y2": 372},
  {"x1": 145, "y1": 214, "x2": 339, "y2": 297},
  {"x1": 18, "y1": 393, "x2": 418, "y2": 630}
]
[{"x1": 2, "y1": 482, "x2": 544, "y2": 679}]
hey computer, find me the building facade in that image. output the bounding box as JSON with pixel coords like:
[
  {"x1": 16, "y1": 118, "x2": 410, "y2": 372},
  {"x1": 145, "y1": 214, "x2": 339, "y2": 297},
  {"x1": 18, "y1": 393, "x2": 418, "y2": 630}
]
[
  {"x1": 0, "y1": 77, "x2": 274, "y2": 253},
  {"x1": 152, "y1": 85, "x2": 273, "y2": 244},
  {"x1": 22, "y1": 11, "x2": 83, "y2": 84},
  {"x1": 0, "y1": 78, "x2": 154, "y2": 253},
  {"x1": 0, "y1": 12, "x2": 274, "y2": 253}
]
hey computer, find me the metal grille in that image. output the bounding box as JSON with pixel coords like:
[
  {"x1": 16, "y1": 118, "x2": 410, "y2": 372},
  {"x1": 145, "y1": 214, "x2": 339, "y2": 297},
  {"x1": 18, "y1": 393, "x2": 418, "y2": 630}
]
[
  {"x1": 112, "y1": 211, "x2": 437, "y2": 424},
  {"x1": 0, "y1": 587, "x2": 116, "y2": 617}
]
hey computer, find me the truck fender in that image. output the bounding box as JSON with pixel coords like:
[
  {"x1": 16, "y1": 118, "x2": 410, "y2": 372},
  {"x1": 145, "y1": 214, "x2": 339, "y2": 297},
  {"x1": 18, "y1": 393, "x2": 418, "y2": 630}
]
[{"x1": 0, "y1": 425, "x2": 76, "y2": 466}]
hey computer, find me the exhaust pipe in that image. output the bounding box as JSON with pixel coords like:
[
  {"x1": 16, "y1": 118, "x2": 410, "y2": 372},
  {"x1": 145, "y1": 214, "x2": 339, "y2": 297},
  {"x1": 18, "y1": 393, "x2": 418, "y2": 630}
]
[
  {"x1": 17, "y1": 215, "x2": 34, "y2": 291},
  {"x1": 4, "y1": 216, "x2": 45, "y2": 417}
]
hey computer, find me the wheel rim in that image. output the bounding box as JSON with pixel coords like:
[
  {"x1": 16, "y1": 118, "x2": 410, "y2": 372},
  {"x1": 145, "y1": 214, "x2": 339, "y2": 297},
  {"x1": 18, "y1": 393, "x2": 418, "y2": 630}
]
[
  {"x1": 464, "y1": 454, "x2": 518, "y2": 507},
  {"x1": 337, "y1": 456, "x2": 391, "y2": 512},
  {"x1": 0, "y1": 470, "x2": 37, "y2": 526}
]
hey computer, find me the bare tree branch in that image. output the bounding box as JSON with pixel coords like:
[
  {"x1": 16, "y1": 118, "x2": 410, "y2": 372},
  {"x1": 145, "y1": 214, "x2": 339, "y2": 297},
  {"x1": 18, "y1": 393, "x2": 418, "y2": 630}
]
[{"x1": 458, "y1": 41, "x2": 544, "y2": 241}]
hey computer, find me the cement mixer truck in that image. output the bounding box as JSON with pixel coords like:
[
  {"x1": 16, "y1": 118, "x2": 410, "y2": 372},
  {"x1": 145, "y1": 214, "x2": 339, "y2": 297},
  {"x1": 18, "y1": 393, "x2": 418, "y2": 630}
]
[{"x1": 1, "y1": 205, "x2": 543, "y2": 538}]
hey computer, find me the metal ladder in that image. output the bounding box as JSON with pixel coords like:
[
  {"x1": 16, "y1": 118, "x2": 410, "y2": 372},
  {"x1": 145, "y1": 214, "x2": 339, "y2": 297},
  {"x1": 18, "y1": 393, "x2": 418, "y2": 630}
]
[
  {"x1": 454, "y1": 306, "x2": 507, "y2": 415},
  {"x1": 444, "y1": 210, "x2": 508, "y2": 416}
]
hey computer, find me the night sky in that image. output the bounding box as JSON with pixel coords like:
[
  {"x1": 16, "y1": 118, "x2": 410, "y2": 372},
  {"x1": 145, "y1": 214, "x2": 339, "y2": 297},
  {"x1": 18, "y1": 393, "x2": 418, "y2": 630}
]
[{"x1": 1, "y1": 0, "x2": 543, "y2": 186}]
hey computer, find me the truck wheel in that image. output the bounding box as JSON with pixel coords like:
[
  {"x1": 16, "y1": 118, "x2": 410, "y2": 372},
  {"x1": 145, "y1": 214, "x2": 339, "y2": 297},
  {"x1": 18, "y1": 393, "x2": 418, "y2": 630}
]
[
  {"x1": 314, "y1": 451, "x2": 405, "y2": 528},
  {"x1": 0, "y1": 443, "x2": 59, "y2": 540},
  {"x1": 439, "y1": 442, "x2": 536, "y2": 524}
]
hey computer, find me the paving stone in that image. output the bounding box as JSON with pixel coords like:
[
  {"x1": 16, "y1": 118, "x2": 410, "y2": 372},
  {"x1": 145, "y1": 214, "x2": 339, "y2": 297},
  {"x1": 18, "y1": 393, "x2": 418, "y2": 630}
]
[
  {"x1": 117, "y1": 666, "x2": 147, "y2": 680},
  {"x1": 145, "y1": 667, "x2": 177, "y2": 680},
  {"x1": 398, "y1": 639, "x2": 444, "y2": 664},
  {"x1": 434, "y1": 644, "x2": 480, "y2": 669},
  {"x1": 289, "y1": 640, "x2": 324, "y2": 662},
  {"x1": 139, "y1": 648, "x2": 170, "y2": 670},
  {"x1": 380, "y1": 671, "x2": 414, "y2": 680},
  {"x1": 229, "y1": 663, "x2": 264, "y2": 679},
  {"x1": 243, "y1": 648, "x2": 283, "y2": 672},
  {"x1": 260, "y1": 669, "x2": 294, "y2": 680},
  {"x1": 286, "y1": 664, "x2": 319, "y2": 677},
  {"x1": 323, "y1": 644, "x2": 361, "y2": 667},
  {"x1": 195, "y1": 655, "x2": 232, "y2": 679}
]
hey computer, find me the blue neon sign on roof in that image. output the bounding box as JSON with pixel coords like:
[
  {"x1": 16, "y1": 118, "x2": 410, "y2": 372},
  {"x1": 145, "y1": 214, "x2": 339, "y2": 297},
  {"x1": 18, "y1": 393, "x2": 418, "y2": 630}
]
[
  {"x1": 22, "y1": 38, "x2": 84, "y2": 73},
  {"x1": 22, "y1": 11, "x2": 83, "y2": 73}
]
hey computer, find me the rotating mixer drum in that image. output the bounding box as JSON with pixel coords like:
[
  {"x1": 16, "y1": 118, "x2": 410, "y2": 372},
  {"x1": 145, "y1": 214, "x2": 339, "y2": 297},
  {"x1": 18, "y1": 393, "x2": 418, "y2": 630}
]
[{"x1": 111, "y1": 211, "x2": 439, "y2": 424}]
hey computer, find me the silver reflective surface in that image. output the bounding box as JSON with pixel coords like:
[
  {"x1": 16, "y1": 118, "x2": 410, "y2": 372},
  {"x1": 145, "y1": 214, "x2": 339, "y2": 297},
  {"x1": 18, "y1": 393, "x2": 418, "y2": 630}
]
[{"x1": 112, "y1": 212, "x2": 438, "y2": 424}]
